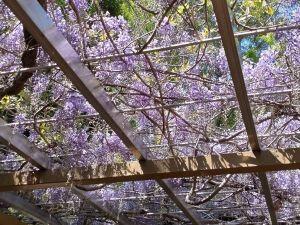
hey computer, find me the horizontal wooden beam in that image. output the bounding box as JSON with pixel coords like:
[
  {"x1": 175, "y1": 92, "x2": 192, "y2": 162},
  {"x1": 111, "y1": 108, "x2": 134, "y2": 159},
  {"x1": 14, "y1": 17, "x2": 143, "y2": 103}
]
[
  {"x1": 0, "y1": 192, "x2": 63, "y2": 225},
  {"x1": 0, "y1": 118, "x2": 51, "y2": 169},
  {"x1": 0, "y1": 148, "x2": 299, "y2": 191}
]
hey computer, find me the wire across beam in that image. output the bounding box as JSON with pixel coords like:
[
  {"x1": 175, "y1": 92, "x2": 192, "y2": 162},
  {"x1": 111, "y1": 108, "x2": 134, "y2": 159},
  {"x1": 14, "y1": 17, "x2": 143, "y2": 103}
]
[
  {"x1": 0, "y1": 148, "x2": 299, "y2": 192},
  {"x1": 1, "y1": 87, "x2": 299, "y2": 128}
]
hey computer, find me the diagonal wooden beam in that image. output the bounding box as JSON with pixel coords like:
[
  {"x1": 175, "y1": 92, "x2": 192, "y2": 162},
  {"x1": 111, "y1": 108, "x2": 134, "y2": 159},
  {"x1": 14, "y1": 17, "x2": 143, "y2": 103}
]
[
  {"x1": 0, "y1": 148, "x2": 299, "y2": 191},
  {"x1": 0, "y1": 192, "x2": 63, "y2": 225},
  {"x1": 72, "y1": 187, "x2": 134, "y2": 225},
  {"x1": 3, "y1": 0, "x2": 147, "y2": 161},
  {"x1": 211, "y1": 1, "x2": 278, "y2": 224},
  {"x1": 257, "y1": 172, "x2": 278, "y2": 224},
  {"x1": 211, "y1": 1, "x2": 260, "y2": 151},
  {"x1": 2, "y1": 1, "x2": 206, "y2": 224},
  {"x1": 0, "y1": 118, "x2": 51, "y2": 169}
]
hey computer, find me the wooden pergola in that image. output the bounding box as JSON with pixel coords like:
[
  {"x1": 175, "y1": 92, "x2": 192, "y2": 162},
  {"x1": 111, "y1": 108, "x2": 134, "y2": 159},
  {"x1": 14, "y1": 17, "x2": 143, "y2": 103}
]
[{"x1": 0, "y1": 0, "x2": 299, "y2": 224}]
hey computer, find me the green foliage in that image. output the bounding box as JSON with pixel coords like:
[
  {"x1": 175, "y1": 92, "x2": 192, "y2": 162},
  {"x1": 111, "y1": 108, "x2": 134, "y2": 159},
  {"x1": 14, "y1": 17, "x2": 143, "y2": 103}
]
[
  {"x1": 215, "y1": 115, "x2": 225, "y2": 128},
  {"x1": 119, "y1": 0, "x2": 135, "y2": 21},
  {"x1": 243, "y1": 33, "x2": 277, "y2": 62},
  {"x1": 0, "y1": 96, "x2": 18, "y2": 123},
  {"x1": 55, "y1": 0, "x2": 67, "y2": 7},
  {"x1": 215, "y1": 109, "x2": 237, "y2": 129},
  {"x1": 87, "y1": 2, "x2": 98, "y2": 15},
  {"x1": 259, "y1": 33, "x2": 276, "y2": 47},
  {"x1": 99, "y1": 0, "x2": 133, "y2": 19},
  {"x1": 245, "y1": 48, "x2": 259, "y2": 62},
  {"x1": 226, "y1": 109, "x2": 237, "y2": 128},
  {"x1": 104, "y1": 86, "x2": 118, "y2": 93},
  {"x1": 100, "y1": 0, "x2": 122, "y2": 16},
  {"x1": 242, "y1": 0, "x2": 277, "y2": 17},
  {"x1": 129, "y1": 118, "x2": 138, "y2": 128},
  {"x1": 0, "y1": 26, "x2": 9, "y2": 35}
]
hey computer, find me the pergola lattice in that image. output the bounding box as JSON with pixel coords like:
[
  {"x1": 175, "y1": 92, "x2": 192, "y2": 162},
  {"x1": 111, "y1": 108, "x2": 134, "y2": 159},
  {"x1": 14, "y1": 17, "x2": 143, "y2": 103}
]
[{"x1": 0, "y1": 0, "x2": 299, "y2": 224}]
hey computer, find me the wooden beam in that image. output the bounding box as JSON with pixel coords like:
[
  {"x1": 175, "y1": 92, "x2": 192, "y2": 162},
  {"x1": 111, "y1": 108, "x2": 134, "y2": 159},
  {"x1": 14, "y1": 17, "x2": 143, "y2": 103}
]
[
  {"x1": 72, "y1": 187, "x2": 134, "y2": 225},
  {"x1": 211, "y1": 1, "x2": 278, "y2": 224},
  {"x1": 211, "y1": 0, "x2": 260, "y2": 151},
  {"x1": 0, "y1": 148, "x2": 299, "y2": 191},
  {"x1": 258, "y1": 173, "x2": 278, "y2": 225},
  {"x1": 3, "y1": 0, "x2": 147, "y2": 161},
  {"x1": 0, "y1": 118, "x2": 51, "y2": 169},
  {"x1": 2, "y1": 1, "x2": 206, "y2": 224},
  {"x1": 0, "y1": 212, "x2": 27, "y2": 225},
  {"x1": 0, "y1": 192, "x2": 62, "y2": 225}
]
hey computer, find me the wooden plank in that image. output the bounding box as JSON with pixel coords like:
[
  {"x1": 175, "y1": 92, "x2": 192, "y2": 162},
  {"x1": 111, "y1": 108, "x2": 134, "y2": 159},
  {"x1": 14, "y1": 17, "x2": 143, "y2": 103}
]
[
  {"x1": 211, "y1": 0, "x2": 260, "y2": 151},
  {"x1": 72, "y1": 187, "x2": 134, "y2": 225},
  {"x1": 0, "y1": 212, "x2": 27, "y2": 225},
  {"x1": 0, "y1": 148, "x2": 299, "y2": 191},
  {"x1": 155, "y1": 180, "x2": 219, "y2": 224},
  {"x1": 258, "y1": 173, "x2": 278, "y2": 225},
  {"x1": 0, "y1": 192, "x2": 62, "y2": 225},
  {"x1": 211, "y1": 1, "x2": 278, "y2": 224},
  {"x1": 2, "y1": 1, "x2": 206, "y2": 224},
  {"x1": 0, "y1": 118, "x2": 51, "y2": 169}
]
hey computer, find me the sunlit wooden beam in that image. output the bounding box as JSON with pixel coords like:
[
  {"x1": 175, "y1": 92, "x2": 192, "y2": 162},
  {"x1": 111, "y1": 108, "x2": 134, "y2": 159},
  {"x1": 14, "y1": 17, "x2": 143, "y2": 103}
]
[{"x1": 0, "y1": 148, "x2": 299, "y2": 192}]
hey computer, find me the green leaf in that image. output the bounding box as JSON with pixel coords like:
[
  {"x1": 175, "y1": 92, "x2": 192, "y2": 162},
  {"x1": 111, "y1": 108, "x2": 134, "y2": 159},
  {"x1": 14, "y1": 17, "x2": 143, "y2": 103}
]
[
  {"x1": 129, "y1": 118, "x2": 138, "y2": 128},
  {"x1": 226, "y1": 109, "x2": 237, "y2": 129},
  {"x1": 245, "y1": 48, "x2": 259, "y2": 62},
  {"x1": 55, "y1": 0, "x2": 67, "y2": 7},
  {"x1": 265, "y1": 6, "x2": 274, "y2": 15},
  {"x1": 259, "y1": 33, "x2": 276, "y2": 46}
]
